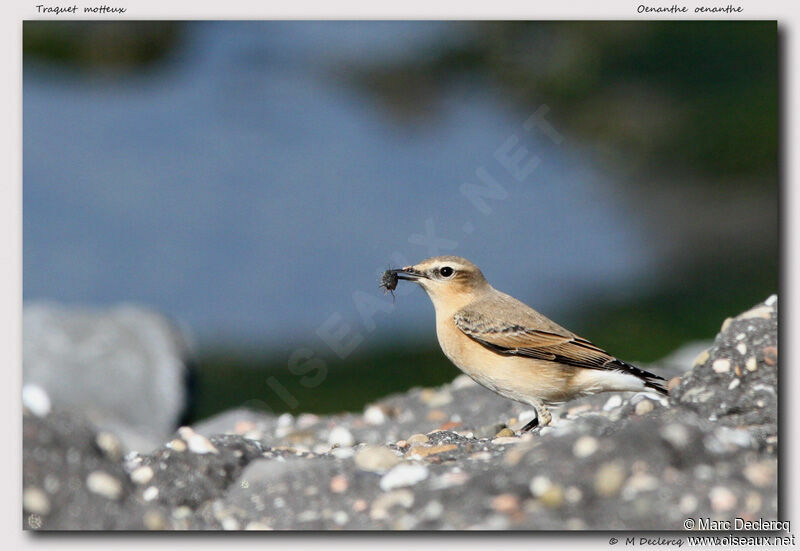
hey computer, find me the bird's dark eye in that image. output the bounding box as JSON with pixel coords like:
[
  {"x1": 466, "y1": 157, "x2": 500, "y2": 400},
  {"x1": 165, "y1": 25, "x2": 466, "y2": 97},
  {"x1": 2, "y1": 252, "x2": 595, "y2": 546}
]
[{"x1": 439, "y1": 266, "x2": 454, "y2": 278}]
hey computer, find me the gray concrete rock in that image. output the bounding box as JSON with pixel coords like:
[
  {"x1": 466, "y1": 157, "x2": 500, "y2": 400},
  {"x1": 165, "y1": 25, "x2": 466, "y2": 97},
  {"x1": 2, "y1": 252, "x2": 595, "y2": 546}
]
[
  {"x1": 22, "y1": 297, "x2": 778, "y2": 530},
  {"x1": 23, "y1": 302, "x2": 191, "y2": 452},
  {"x1": 671, "y1": 295, "x2": 778, "y2": 452}
]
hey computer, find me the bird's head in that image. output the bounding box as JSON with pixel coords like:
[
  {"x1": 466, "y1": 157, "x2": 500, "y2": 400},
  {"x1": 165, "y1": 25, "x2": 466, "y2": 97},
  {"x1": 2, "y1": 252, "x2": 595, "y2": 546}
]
[{"x1": 389, "y1": 256, "x2": 490, "y2": 311}]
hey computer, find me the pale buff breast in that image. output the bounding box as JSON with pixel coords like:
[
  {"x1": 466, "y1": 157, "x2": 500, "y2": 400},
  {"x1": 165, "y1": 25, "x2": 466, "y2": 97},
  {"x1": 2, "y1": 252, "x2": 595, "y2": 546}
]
[{"x1": 434, "y1": 313, "x2": 582, "y2": 405}]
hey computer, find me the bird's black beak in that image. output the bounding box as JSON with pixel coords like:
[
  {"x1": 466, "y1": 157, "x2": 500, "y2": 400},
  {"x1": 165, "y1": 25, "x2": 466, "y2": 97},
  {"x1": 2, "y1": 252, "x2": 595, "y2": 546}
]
[{"x1": 392, "y1": 266, "x2": 427, "y2": 281}]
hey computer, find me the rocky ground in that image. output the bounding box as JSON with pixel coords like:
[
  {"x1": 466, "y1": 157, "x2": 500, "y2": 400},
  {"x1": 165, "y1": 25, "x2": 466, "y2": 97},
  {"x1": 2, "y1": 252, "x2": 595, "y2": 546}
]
[{"x1": 23, "y1": 297, "x2": 778, "y2": 530}]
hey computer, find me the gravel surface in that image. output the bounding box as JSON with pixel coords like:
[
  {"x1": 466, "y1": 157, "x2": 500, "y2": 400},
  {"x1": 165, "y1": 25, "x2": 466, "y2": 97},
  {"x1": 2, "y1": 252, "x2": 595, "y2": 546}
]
[{"x1": 23, "y1": 297, "x2": 778, "y2": 530}]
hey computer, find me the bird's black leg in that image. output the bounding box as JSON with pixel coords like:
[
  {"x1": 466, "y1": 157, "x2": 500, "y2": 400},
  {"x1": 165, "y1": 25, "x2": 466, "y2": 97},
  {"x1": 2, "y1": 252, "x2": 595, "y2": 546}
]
[{"x1": 520, "y1": 417, "x2": 539, "y2": 432}]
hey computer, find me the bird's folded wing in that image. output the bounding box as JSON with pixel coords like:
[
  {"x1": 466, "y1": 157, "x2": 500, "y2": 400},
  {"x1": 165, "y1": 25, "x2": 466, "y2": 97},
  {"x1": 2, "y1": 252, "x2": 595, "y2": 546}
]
[{"x1": 453, "y1": 310, "x2": 616, "y2": 370}]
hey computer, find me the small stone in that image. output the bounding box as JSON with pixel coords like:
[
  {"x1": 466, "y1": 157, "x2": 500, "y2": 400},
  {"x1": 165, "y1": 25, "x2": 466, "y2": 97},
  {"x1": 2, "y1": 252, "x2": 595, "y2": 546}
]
[
  {"x1": 572, "y1": 436, "x2": 599, "y2": 458},
  {"x1": 22, "y1": 384, "x2": 51, "y2": 417},
  {"x1": 328, "y1": 426, "x2": 355, "y2": 447},
  {"x1": 86, "y1": 471, "x2": 123, "y2": 500},
  {"x1": 172, "y1": 506, "x2": 192, "y2": 519},
  {"x1": 491, "y1": 493, "x2": 520, "y2": 513},
  {"x1": 712, "y1": 359, "x2": 731, "y2": 373},
  {"x1": 395, "y1": 440, "x2": 408, "y2": 448},
  {"x1": 245, "y1": 521, "x2": 272, "y2": 530},
  {"x1": 744, "y1": 461, "x2": 775, "y2": 488},
  {"x1": 667, "y1": 377, "x2": 681, "y2": 392},
  {"x1": 492, "y1": 436, "x2": 522, "y2": 445},
  {"x1": 23, "y1": 488, "x2": 50, "y2": 515},
  {"x1": 529, "y1": 476, "x2": 552, "y2": 497},
  {"x1": 364, "y1": 405, "x2": 386, "y2": 426},
  {"x1": 221, "y1": 517, "x2": 240, "y2": 530},
  {"x1": 728, "y1": 379, "x2": 741, "y2": 390},
  {"x1": 495, "y1": 428, "x2": 515, "y2": 438},
  {"x1": 142, "y1": 486, "x2": 159, "y2": 501},
  {"x1": 427, "y1": 390, "x2": 453, "y2": 407},
  {"x1": 603, "y1": 395, "x2": 623, "y2": 411},
  {"x1": 661, "y1": 424, "x2": 690, "y2": 449},
  {"x1": 332, "y1": 511, "x2": 349, "y2": 526},
  {"x1": 693, "y1": 349, "x2": 710, "y2": 367},
  {"x1": 370, "y1": 489, "x2": 414, "y2": 520},
  {"x1": 330, "y1": 475, "x2": 349, "y2": 494},
  {"x1": 679, "y1": 494, "x2": 698, "y2": 514},
  {"x1": 95, "y1": 432, "x2": 122, "y2": 461},
  {"x1": 130, "y1": 465, "x2": 154, "y2": 485},
  {"x1": 738, "y1": 305, "x2": 772, "y2": 320},
  {"x1": 564, "y1": 486, "x2": 583, "y2": 504},
  {"x1": 407, "y1": 433, "x2": 429, "y2": 444},
  {"x1": 354, "y1": 445, "x2": 401, "y2": 472},
  {"x1": 539, "y1": 484, "x2": 565, "y2": 508},
  {"x1": 405, "y1": 444, "x2": 457, "y2": 459},
  {"x1": 763, "y1": 346, "x2": 777, "y2": 366},
  {"x1": 379, "y1": 464, "x2": 429, "y2": 491},
  {"x1": 187, "y1": 434, "x2": 218, "y2": 454},
  {"x1": 736, "y1": 343, "x2": 747, "y2": 355},
  {"x1": 709, "y1": 486, "x2": 737, "y2": 512},
  {"x1": 331, "y1": 447, "x2": 355, "y2": 459},
  {"x1": 635, "y1": 400, "x2": 654, "y2": 416},
  {"x1": 745, "y1": 357, "x2": 758, "y2": 371},
  {"x1": 437, "y1": 421, "x2": 462, "y2": 431},
  {"x1": 594, "y1": 462, "x2": 626, "y2": 497},
  {"x1": 426, "y1": 409, "x2": 447, "y2": 422},
  {"x1": 167, "y1": 439, "x2": 187, "y2": 452},
  {"x1": 352, "y1": 499, "x2": 367, "y2": 513},
  {"x1": 143, "y1": 510, "x2": 165, "y2": 530}
]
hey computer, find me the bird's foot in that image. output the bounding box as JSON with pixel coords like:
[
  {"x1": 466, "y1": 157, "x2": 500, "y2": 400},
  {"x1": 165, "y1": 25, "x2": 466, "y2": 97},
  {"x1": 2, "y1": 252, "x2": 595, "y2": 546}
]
[{"x1": 519, "y1": 405, "x2": 552, "y2": 433}]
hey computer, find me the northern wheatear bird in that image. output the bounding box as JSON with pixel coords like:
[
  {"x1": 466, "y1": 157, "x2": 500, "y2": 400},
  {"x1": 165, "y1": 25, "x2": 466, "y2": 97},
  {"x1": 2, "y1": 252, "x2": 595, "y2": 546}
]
[{"x1": 383, "y1": 256, "x2": 667, "y2": 431}]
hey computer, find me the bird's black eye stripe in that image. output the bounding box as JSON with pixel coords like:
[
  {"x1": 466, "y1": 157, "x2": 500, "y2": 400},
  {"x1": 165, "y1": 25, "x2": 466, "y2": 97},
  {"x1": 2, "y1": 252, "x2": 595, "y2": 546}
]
[{"x1": 439, "y1": 266, "x2": 454, "y2": 277}]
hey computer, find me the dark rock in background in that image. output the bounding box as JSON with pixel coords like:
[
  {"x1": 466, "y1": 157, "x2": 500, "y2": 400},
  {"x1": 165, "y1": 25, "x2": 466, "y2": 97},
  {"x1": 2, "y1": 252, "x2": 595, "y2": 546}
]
[
  {"x1": 22, "y1": 298, "x2": 778, "y2": 530},
  {"x1": 23, "y1": 303, "x2": 191, "y2": 452}
]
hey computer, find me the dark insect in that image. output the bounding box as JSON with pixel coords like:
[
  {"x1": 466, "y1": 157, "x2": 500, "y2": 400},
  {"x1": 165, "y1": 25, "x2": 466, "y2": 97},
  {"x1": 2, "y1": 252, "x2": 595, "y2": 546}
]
[{"x1": 380, "y1": 269, "x2": 399, "y2": 300}]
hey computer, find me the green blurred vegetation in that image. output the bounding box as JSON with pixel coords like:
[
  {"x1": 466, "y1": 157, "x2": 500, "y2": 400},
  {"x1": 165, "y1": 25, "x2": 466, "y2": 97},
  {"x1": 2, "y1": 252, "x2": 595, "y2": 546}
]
[{"x1": 23, "y1": 21, "x2": 182, "y2": 71}]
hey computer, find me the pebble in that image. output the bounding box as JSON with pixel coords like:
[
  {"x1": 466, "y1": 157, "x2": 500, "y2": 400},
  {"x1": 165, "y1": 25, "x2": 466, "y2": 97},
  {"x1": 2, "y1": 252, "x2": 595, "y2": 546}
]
[
  {"x1": 426, "y1": 409, "x2": 447, "y2": 422},
  {"x1": 728, "y1": 379, "x2": 740, "y2": 390},
  {"x1": 693, "y1": 349, "x2": 710, "y2": 367},
  {"x1": 744, "y1": 461, "x2": 775, "y2": 488},
  {"x1": 143, "y1": 510, "x2": 165, "y2": 530},
  {"x1": 679, "y1": 494, "x2": 698, "y2": 514},
  {"x1": 572, "y1": 436, "x2": 599, "y2": 458},
  {"x1": 23, "y1": 487, "x2": 51, "y2": 515},
  {"x1": 667, "y1": 377, "x2": 682, "y2": 392},
  {"x1": 745, "y1": 356, "x2": 758, "y2": 371},
  {"x1": 172, "y1": 506, "x2": 192, "y2": 519},
  {"x1": 712, "y1": 358, "x2": 731, "y2": 373},
  {"x1": 634, "y1": 400, "x2": 654, "y2": 416},
  {"x1": 709, "y1": 486, "x2": 737, "y2": 512},
  {"x1": 354, "y1": 445, "x2": 401, "y2": 472},
  {"x1": 328, "y1": 426, "x2": 355, "y2": 447},
  {"x1": 491, "y1": 493, "x2": 520, "y2": 513},
  {"x1": 332, "y1": 511, "x2": 349, "y2": 526},
  {"x1": 187, "y1": 434, "x2": 218, "y2": 454},
  {"x1": 407, "y1": 433, "x2": 429, "y2": 444},
  {"x1": 405, "y1": 444, "x2": 457, "y2": 459},
  {"x1": 594, "y1": 462, "x2": 626, "y2": 497},
  {"x1": 492, "y1": 436, "x2": 522, "y2": 445},
  {"x1": 166, "y1": 439, "x2": 187, "y2": 452},
  {"x1": 131, "y1": 465, "x2": 154, "y2": 485},
  {"x1": 736, "y1": 343, "x2": 747, "y2": 355},
  {"x1": 661, "y1": 424, "x2": 690, "y2": 449},
  {"x1": 539, "y1": 484, "x2": 565, "y2": 508},
  {"x1": 603, "y1": 395, "x2": 623, "y2": 411},
  {"x1": 245, "y1": 521, "x2": 272, "y2": 530},
  {"x1": 221, "y1": 516, "x2": 240, "y2": 530},
  {"x1": 763, "y1": 346, "x2": 777, "y2": 366},
  {"x1": 86, "y1": 471, "x2": 123, "y2": 500},
  {"x1": 352, "y1": 499, "x2": 368, "y2": 513},
  {"x1": 380, "y1": 464, "x2": 429, "y2": 491},
  {"x1": 142, "y1": 486, "x2": 159, "y2": 501},
  {"x1": 370, "y1": 489, "x2": 414, "y2": 520},
  {"x1": 564, "y1": 486, "x2": 583, "y2": 504},
  {"x1": 495, "y1": 428, "x2": 515, "y2": 438},
  {"x1": 329, "y1": 475, "x2": 349, "y2": 493},
  {"x1": 95, "y1": 432, "x2": 123, "y2": 461},
  {"x1": 364, "y1": 405, "x2": 386, "y2": 426},
  {"x1": 330, "y1": 447, "x2": 355, "y2": 459},
  {"x1": 22, "y1": 384, "x2": 51, "y2": 417}
]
